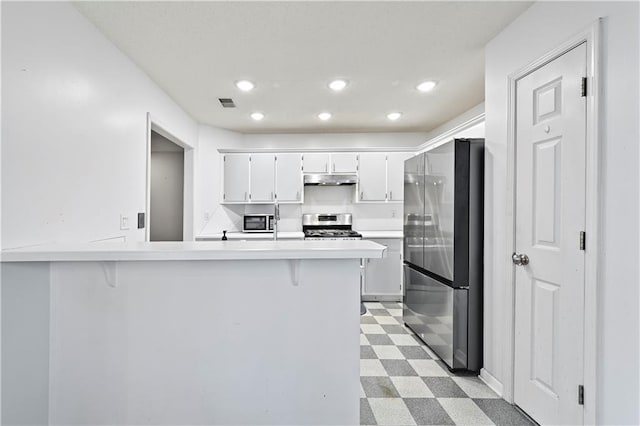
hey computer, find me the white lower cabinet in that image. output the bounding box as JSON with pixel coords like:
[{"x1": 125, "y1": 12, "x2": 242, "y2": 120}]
[{"x1": 361, "y1": 238, "x2": 403, "y2": 302}]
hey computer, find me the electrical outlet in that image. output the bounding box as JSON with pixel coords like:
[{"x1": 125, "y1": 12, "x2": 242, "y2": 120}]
[{"x1": 120, "y1": 214, "x2": 130, "y2": 230}]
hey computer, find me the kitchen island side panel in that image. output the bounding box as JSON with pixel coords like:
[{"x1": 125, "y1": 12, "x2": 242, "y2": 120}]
[{"x1": 7, "y1": 259, "x2": 361, "y2": 425}]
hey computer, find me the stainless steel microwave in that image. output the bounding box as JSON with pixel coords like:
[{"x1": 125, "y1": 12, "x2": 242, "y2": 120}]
[{"x1": 242, "y1": 214, "x2": 274, "y2": 233}]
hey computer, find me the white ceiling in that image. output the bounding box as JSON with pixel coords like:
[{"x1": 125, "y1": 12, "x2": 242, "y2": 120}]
[{"x1": 73, "y1": 1, "x2": 532, "y2": 134}]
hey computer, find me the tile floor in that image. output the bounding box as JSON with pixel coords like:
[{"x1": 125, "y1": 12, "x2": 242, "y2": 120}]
[{"x1": 360, "y1": 301, "x2": 535, "y2": 426}]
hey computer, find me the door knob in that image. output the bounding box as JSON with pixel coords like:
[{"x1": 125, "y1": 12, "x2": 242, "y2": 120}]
[{"x1": 512, "y1": 252, "x2": 530, "y2": 266}]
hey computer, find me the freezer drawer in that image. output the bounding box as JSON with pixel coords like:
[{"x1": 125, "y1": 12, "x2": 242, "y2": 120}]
[{"x1": 402, "y1": 264, "x2": 469, "y2": 370}]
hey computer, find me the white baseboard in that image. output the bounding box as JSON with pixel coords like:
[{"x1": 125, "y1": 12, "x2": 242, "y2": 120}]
[{"x1": 480, "y1": 368, "x2": 504, "y2": 397}]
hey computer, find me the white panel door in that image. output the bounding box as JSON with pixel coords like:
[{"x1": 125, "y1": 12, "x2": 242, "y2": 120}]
[
  {"x1": 514, "y1": 43, "x2": 586, "y2": 425},
  {"x1": 302, "y1": 153, "x2": 330, "y2": 173},
  {"x1": 250, "y1": 154, "x2": 275, "y2": 202},
  {"x1": 386, "y1": 152, "x2": 412, "y2": 201},
  {"x1": 358, "y1": 153, "x2": 387, "y2": 201},
  {"x1": 275, "y1": 153, "x2": 302, "y2": 203},
  {"x1": 331, "y1": 153, "x2": 358, "y2": 173},
  {"x1": 223, "y1": 154, "x2": 250, "y2": 202}
]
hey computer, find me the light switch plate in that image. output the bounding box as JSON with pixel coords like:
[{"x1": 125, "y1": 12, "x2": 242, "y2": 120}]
[{"x1": 120, "y1": 214, "x2": 130, "y2": 230}]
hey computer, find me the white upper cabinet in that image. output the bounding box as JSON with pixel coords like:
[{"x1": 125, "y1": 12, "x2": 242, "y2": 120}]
[
  {"x1": 387, "y1": 152, "x2": 413, "y2": 202},
  {"x1": 250, "y1": 153, "x2": 276, "y2": 202},
  {"x1": 358, "y1": 153, "x2": 387, "y2": 201},
  {"x1": 275, "y1": 153, "x2": 303, "y2": 203},
  {"x1": 223, "y1": 154, "x2": 250, "y2": 202},
  {"x1": 222, "y1": 150, "x2": 415, "y2": 204},
  {"x1": 331, "y1": 153, "x2": 358, "y2": 173},
  {"x1": 302, "y1": 153, "x2": 330, "y2": 173}
]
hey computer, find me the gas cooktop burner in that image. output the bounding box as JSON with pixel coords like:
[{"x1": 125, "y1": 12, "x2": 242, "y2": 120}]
[
  {"x1": 302, "y1": 213, "x2": 362, "y2": 240},
  {"x1": 304, "y1": 229, "x2": 362, "y2": 240}
]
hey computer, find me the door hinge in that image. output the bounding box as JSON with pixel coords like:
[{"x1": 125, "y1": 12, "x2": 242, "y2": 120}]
[
  {"x1": 580, "y1": 231, "x2": 586, "y2": 250},
  {"x1": 578, "y1": 385, "x2": 584, "y2": 405},
  {"x1": 581, "y1": 77, "x2": 587, "y2": 97}
]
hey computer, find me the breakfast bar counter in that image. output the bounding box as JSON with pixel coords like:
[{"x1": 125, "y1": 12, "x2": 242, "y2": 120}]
[{"x1": 2, "y1": 240, "x2": 385, "y2": 425}]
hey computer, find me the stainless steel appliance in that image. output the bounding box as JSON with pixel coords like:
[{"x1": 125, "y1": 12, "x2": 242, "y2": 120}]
[
  {"x1": 302, "y1": 213, "x2": 362, "y2": 240},
  {"x1": 242, "y1": 214, "x2": 274, "y2": 233},
  {"x1": 403, "y1": 138, "x2": 484, "y2": 372},
  {"x1": 303, "y1": 174, "x2": 357, "y2": 186}
]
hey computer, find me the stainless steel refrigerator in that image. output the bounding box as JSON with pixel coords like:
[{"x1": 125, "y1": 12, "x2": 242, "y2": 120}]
[{"x1": 403, "y1": 138, "x2": 484, "y2": 372}]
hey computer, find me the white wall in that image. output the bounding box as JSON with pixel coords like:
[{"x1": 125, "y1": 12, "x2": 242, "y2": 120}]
[
  {"x1": 1, "y1": 2, "x2": 198, "y2": 249},
  {"x1": 150, "y1": 153, "x2": 184, "y2": 242},
  {"x1": 484, "y1": 2, "x2": 639, "y2": 424},
  {"x1": 417, "y1": 102, "x2": 485, "y2": 152},
  {"x1": 241, "y1": 132, "x2": 427, "y2": 150},
  {"x1": 195, "y1": 125, "x2": 245, "y2": 235}
]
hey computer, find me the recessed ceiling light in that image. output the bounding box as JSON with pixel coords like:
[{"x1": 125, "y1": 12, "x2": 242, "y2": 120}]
[
  {"x1": 329, "y1": 79, "x2": 348, "y2": 91},
  {"x1": 416, "y1": 81, "x2": 437, "y2": 92},
  {"x1": 235, "y1": 80, "x2": 255, "y2": 91},
  {"x1": 318, "y1": 112, "x2": 332, "y2": 121},
  {"x1": 250, "y1": 112, "x2": 264, "y2": 121},
  {"x1": 387, "y1": 112, "x2": 402, "y2": 121}
]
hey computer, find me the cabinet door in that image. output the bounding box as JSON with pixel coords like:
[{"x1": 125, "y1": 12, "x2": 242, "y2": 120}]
[
  {"x1": 302, "y1": 153, "x2": 330, "y2": 173},
  {"x1": 223, "y1": 154, "x2": 250, "y2": 202},
  {"x1": 250, "y1": 153, "x2": 275, "y2": 202},
  {"x1": 363, "y1": 239, "x2": 403, "y2": 300},
  {"x1": 276, "y1": 153, "x2": 303, "y2": 202},
  {"x1": 331, "y1": 153, "x2": 358, "y2": 173},
  {"x1": 387, "y1": 152, "x2": 413, "y2": 202},
  {"x1": 358, "y1": 153, "x2": 387, "y2": 201}
]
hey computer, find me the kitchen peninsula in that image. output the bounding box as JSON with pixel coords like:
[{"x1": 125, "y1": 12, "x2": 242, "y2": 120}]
[{"x1": 2, "y1": 240, "x2": 385, "y2": 426}]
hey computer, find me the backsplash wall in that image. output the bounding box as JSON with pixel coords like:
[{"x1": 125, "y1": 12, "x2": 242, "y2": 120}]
[{"x1": 243, "y1": 185, "x2": 403, "y2": 232}]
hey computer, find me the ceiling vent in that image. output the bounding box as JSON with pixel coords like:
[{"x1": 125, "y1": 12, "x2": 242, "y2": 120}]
[{"x1": 218, "y1": 98, "x2": 236, "y2": 108}]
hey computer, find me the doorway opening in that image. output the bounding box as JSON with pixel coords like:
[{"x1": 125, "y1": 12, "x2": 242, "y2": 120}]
[{"x1": 149, "y1": 129, "x2": 185, "y2": 241}]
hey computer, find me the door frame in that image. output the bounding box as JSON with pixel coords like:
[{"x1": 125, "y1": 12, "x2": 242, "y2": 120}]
[
  {"x1": 503, "y1": 20, "x2": 601, "y2": 424},
  {"x1": 145, "y1": 112, "x2": 194, "y2": 242}
]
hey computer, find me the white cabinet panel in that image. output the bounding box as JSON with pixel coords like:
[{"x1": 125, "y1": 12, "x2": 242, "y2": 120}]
[
  {"x1": 250, "y1": 154, "x2": 275, "y2": 202},
  {"x1": 387, "y1": 152, "x2": 413, "y2": 202},
  {"x1": 331, "y1": 153, "x2": 358, "y2": 173},
  {"x1": 362, "y1": 238, "x2": 403, "y2": 301},
  {"x1": 303, "y1": 153, "x2": 330, "y2": 173},
  {"x1": 276, "y1": 153, "x2": 303, "y2": 203},
  {"x1": 358, "y1": 153, "x2": 387, "y2": 201},
  {"x1": 223, "y1": 154, "x2": 250, "y2": 202}
]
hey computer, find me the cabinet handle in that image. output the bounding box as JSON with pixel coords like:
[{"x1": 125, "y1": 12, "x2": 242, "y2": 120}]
[
  {"x1": 389, "y1": 190, "x2": 393, "y2": 200},
  {"x1": 360, "y1": 191, "x2": 364, "y2": 199}
]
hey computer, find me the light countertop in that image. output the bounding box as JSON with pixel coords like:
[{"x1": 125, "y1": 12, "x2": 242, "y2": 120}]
[
  {"x1": 196, "y1": 231, "x2": 304, "y2": 241},
  {"x1": 196, "y1": 231, "x2": 403, "y2": 240},
  {"x1": 1, "y1": 240, "x2": 386, "y2": 262},
  {"x1": 358, "y1": 230, "x2": 403, "y2": 239}
]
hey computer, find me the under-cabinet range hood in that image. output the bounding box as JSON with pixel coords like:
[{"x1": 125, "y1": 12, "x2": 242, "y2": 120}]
[{"x1": 303, "y1": 174, "x2": 357, "y2": 186}]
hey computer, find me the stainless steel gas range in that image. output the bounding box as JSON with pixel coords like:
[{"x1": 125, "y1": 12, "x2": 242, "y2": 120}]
[{"x1": 302, "y1": 213, "x2": 362, "y2": 240}]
